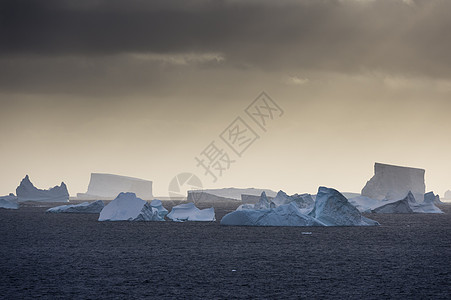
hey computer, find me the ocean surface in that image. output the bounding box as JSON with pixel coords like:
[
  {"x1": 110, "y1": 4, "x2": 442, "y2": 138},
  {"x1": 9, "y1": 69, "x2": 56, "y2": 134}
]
[{"x1": 1, "y1": 202, "x2": 450, "y2": 299}]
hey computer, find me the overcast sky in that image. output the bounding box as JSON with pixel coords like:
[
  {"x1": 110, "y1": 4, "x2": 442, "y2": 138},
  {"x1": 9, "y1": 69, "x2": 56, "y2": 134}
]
[{"x1": 1, "y1": 0, "x2": 450, "y2": 197}]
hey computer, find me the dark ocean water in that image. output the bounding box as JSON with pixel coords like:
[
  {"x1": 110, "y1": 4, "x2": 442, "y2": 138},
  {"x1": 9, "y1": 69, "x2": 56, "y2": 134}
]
[{"x1": 0, "y1": 203, "x2": 450, "y2": 299}]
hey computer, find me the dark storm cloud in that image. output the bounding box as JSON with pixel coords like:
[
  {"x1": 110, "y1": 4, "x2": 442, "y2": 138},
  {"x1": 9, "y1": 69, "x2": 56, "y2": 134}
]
[{"x1": 1, "y1": 0, "x2": 451, "y2": 77}]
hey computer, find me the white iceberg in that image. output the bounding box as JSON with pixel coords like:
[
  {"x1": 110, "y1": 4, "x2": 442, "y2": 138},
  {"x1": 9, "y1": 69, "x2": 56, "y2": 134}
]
[
  {"x1": 98, "y1": 192, "x2": 165, "y2": 221},
  {"x1": 221, "y1": 201, "x2": 323, "y2": 227},
  {"x1": 444, "y1": 190, "x2": 451, "y2": 200},
  {"x1": 16, "y1": 175, "x2": 69, "y2": 202},
  {"x1": 167, "y1": 202, "x2": 215, "y2": 222},
  {"x1": 272, "y1": 190, "x2": 314, "y2": 210},
  {"x1": 47, "y1": 200, "x2": 105, "y2": 214},
  {"x1": 309, "y1": 187, "x2": 379, "y2": 226},
  {"x1": 150, "y1": 199, "x2": 168, "y2": 219},
  {"x1": 0, "y1": 194, "x2": 19, "y2": 209},
  {"x1": 362, "y1": 163, "x2": 425, "y2": 203},
  {"x1": 77, "y1": 173, "x2": 153, "y2": 200}
]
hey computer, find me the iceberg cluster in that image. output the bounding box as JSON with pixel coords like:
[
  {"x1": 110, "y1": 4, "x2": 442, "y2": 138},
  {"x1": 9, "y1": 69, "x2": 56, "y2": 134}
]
[
  {"x1": 221, "y1": 187, "x2": 379, "y2": 227},
  {"x1": 0, "y1": 194, "x2": 19, "y2": 210},
  {"x1": 47, "y1": 200, "x2": 105, "y2": 214},
  {"x1": 167, "y1": 203, "x2": 215, "y2": 222},
  {"x1": 16, "y1": 175, "x2": 69, "y2": 202},
  {"x1": 99, "y1": 192, "x2": 166, "y2": 221}
]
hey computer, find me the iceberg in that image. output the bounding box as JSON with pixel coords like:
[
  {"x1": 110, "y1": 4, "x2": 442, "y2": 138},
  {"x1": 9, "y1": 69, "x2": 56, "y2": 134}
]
[
  {"x1": 150, "y1": 199, "x2": 168, "y2": 219},
  {"x1": 167, "y1": 203, "x2": 215, "y2": 222},
  {"x1": 272, "y1": 190, "x2": 314, "y2": 210},
  {"x1": 47, "y1": 200, "x2": 105, "y2": 214},
  {"x1": 187, "y1": 187, "x2": 277, "y2": 203},
  {"x1": 241, "y1": 193, "x2": 274, "y2": 204},
  {"x1": 0, "y1": 194, "x2": 19, "y2": 209},
  {"x1": 98, "y1": 192, "x2": 165, "y2": 221},
  {"x1": 361, "y1": 163, "x2": 425, "y2": 203},
  {"x1": 221, "y1": 202, "x2": 323, "y2": 227},
  {"x1": 424, "y1": 191, "x2": 442, "y2": 205},
  {"x1": 370, "y1": 191, "x2": 443, "y2": 214},
  {"x1": 309, "y1": 187, "x2": 379, "y2": 226},
  {"x1": 16, "y1": 175, "x2": 69, "y2": 202},
  {"x1": 371, "y1": 198, "x2": 414, "y2": 214},
  {"x1": 77, "y1": 173, "x2": 153, "y2": 200},
  {"x1": 444, "y1": 190, "x2": 451, "y2": 200}
]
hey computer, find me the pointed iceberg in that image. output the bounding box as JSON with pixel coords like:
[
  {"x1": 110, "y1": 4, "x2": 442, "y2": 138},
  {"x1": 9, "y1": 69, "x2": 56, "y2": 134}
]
[
  {"x1": 99, "y1": 192, "x2": 166, "y2": 221},
  {"x1": 16, "y1": 175, "x2": 69, "y2": 202},
  {"x1": 310, "y1": 187, "x2": 379, "y2": 226}
]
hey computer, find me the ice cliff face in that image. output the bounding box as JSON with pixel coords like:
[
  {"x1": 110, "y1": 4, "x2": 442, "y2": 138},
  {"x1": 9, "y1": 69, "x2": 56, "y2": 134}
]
[
  {"x1": 167, "y1": 203, "x2": 215, "y2": 222},
  {"x1": 361, "y1": 163, "x2": 425, "y2": 203},
  {"x1": 0, "y1": 194, "x2": 19, "y2": 209},
  {"x1": 78, "y1": 173, "x2": 153, "y2": 200},
  {"x1": 310, "y1": 187, "x2": 379, "y2": 226},
  {"x1": 98, "y1": 192, "x2": 165, "y2": 221},
  {"x1": 47, "y1": 200, "x2": 105, "y2": 214},
  {"x1": 16, "y1": 175, "x2": 69, "y2": 202}
]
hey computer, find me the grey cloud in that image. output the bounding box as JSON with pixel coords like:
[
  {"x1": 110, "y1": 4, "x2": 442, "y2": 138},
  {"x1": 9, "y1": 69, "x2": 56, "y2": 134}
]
[{"x1": 1, "y1": 0, "x2": 451, "y2": 79}]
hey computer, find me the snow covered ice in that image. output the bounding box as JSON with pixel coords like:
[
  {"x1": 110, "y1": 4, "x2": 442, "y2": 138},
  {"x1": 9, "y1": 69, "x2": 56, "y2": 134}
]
[
  {"x1": 167, "y1": 203, "x2": 215, "y2": 222},
  {"x1": 16, "y1": 175, "x2": 69, "y2": 202},
  {"x1": 361, "y1": 163, "x2": 425, "y2": 203},
  {"x1": 47, "y1": 200, "x2": 105, "y2": 214},
  {"x1": 98, "y1": 192, "x2": 166, "y2": 221},
  {"x1": 0, "y1": 194, "x2": 19, "y2": 209}
]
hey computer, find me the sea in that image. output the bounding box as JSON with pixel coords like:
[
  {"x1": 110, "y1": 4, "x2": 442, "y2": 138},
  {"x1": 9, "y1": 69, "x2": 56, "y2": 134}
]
[{"x1": 1, "y1": 202, "x2": 450, "y2": 299}]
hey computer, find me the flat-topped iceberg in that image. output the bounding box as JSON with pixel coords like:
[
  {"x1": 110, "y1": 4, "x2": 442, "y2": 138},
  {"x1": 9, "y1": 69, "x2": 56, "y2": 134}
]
[
  {"x1": 0, "y1": 194, "x2": 19, "y2": 209},
  {"x1": 167, "y1": 203, "x2": 215, "y2": 222},
  {"x1": 361, "y1": 163, "x2": 425, "y2": 203},
  {"x1": 187, "y1": 187, "x2": 277, "y2": 203},
  {"x1": 77, "y1": 173, "x2": 153, "y2": 200},
  {"x1": 16, "y1": 175, "x2": 69, "y2": 202},
  {"x1": 310, "y1": 187, "x2": 379, "y2": 226},
  {"x1": 47, "y1": 200, "x2": 105, "y2": 214},
  {"x1": 98, "y1": 192, "x2": 166, "y2": 221}
]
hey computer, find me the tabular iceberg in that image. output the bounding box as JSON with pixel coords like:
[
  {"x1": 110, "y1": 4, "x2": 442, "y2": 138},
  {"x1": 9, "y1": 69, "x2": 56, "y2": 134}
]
[
  {"x1": 98, "y1": 192, "x2": 165, "y2": 221},
  {"x1": 77, "y1": 173, "x2": 153, "y2": 200},
  {"x1": 187, "y1": 187, "x2": 277, "y2": 203},
  {"x1": 0, "y1": 194, "x2": 19, "y2": 209},
  {"x1": 167, "y1": 203, "x2": 215, "y2": 222},
  {"x1": 309, "y1": 187, "x2": 379, "y2": 226},
  {"x1": 47, "y1": 200, "x2": 105, "y2": 214},
  {"x1": 361, "y1": 163, "x2": 425, "y2": 203},
  {"x1": 16, "y1": 175, "x2": 69, "y2": 202},
  {"x1": 444, "y1": 190, "x2": 451, "y2": 200}
]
